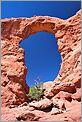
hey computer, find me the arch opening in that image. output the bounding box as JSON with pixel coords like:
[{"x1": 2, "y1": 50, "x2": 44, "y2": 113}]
[{"x1": 19, "y1": 32, "x2": 62, "y2": 87}]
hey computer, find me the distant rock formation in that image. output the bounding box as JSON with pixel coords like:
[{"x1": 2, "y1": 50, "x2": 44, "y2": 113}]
[{"x1": 1, "y1": 10, "x2": 81, "y2": 121}]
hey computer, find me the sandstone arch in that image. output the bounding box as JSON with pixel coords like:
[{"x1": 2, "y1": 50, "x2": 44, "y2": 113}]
[{"x1": 1, "y1": 10, "x2": 81, "y2": 106}]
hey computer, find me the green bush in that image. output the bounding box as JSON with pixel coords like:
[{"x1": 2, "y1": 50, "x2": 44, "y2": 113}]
[{"x1": 26, "y1": 81, "x2": 45, "y2": 101}]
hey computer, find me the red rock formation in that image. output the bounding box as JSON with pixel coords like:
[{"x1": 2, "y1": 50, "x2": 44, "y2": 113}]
[
  {"x1": 1, "y1": 10, "x2": 81, "y2": 121},
  {"x1": 53, "y1": 91, "x2": 72, "y2": 102}
]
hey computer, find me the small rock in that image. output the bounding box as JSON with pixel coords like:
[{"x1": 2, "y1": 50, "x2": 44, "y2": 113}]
[
  {"x1": 51, "y1": 108, "x2": 62, "y2": 115},
  {"x1": 18, "y1": 102, "x2": 28, "y2": 107},
  {"x1": 28, "y1": 107, "x2": 35, "y2": 111},
  {"x1": 9, "y1": 105, "x2": 17, "y2": 108}
]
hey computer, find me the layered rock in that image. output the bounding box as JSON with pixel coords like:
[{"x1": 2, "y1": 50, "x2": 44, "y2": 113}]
[{"x1": 1, "y1": 10, "x2": 81, "y2": 121}]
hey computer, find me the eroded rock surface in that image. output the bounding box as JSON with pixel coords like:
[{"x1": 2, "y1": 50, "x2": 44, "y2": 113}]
[
  {"x1": 1, "y1": 10, "x2": 81, "y2": 121},
  {"x1": 29, "y1": 98, "x2": 52, "y2": 110}
]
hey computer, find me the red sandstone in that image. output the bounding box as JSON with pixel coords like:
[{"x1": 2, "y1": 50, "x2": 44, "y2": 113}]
[{"x1": 1, "y1": 10, "x2": 81, "y2": 121}]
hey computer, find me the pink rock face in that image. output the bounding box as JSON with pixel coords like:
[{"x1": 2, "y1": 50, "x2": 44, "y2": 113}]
[
  {"x1": 72, "y1": 88, "x2": 81, "y2": 101},
  {"x1": 1, "y1": 10, "x2": 81, "y2": 121},
  {"x1": 54, "y1": 91, "x2": 72, "y2": 102},
  {"x1": 52, "y1": 98, "x2": 66, "y2": 110}
]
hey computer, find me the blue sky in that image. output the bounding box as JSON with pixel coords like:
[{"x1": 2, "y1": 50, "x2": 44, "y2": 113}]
[{"x1": 1, "y1": 1, "x2": 81, "y2": 86}]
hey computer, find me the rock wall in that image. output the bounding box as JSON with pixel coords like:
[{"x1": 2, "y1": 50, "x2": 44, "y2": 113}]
[{"x1": 1, "y1": 10, "x2": 81, "y2": 107}]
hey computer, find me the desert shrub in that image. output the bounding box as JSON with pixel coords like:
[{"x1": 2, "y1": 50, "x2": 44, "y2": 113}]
[{"x1": 26, "y1": 78, "x2": 45, "y2": 101}]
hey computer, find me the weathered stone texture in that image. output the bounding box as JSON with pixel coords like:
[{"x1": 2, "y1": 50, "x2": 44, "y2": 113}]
[{"x1": 1, "y1": 10, "x2": 81, "y2": 113}]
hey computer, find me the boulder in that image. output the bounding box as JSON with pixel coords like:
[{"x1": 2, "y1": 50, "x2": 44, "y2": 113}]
[
  {"x1": 29, "y1": 98, "x2": 52, "y2": 110},
  {"x1": 52, "y1": 98, "x2": 66, "y2": 111},
  {"x1": 54, "y1": 91, "x2": 72, "y2": 102},
  {"x1": 16, "y1": 112, "x2": 39, "y2": 121},
  {"x1": 52, "y1": 82, "x2": 76, "y2": 95}
]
